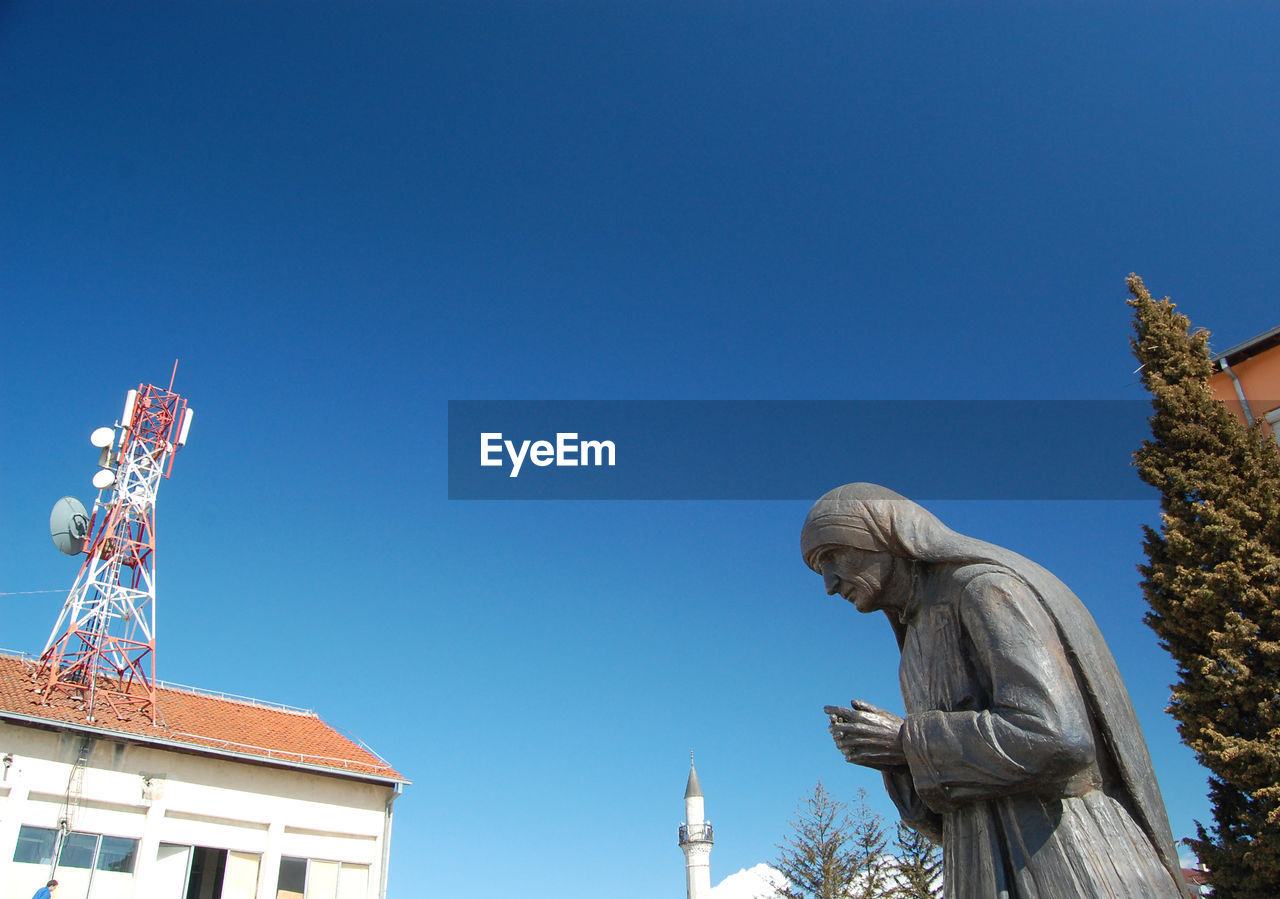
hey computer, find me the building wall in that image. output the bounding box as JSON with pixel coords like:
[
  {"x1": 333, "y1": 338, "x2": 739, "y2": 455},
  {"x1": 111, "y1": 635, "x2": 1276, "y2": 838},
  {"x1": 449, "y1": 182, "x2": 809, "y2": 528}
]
[
  {"x1": 1209, "y1": 343, "x2": 1280, "y2": 438},
  {"x1": 0, "y1": 722, "x2": 396, "y2": 899}
]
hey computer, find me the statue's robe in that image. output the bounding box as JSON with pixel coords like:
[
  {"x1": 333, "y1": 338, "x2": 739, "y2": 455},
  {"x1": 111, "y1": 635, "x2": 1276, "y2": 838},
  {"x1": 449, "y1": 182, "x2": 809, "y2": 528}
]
[{"x1": 883, "y1": 563, "x2": 1185, "y2": 898}]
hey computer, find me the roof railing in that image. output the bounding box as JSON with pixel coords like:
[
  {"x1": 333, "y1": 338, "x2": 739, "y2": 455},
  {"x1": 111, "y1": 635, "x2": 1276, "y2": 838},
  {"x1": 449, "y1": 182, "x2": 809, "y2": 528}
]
[
  {"x1": 166, "y1": 730, "x2": 398, "y2": 773},
  {"x1": 678, "y1": 822, "x2": 714, "y2": 843},
  {"x1": 155, "y1": 679, "x2": 315, "y2": 716}
]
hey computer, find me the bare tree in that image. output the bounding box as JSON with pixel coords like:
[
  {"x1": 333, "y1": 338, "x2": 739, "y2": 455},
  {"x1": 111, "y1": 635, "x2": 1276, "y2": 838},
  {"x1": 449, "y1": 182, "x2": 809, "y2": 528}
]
[
  {"x1": 773, "y1": 782, "x2": 888, "y2": 899},
  {"x1": 886, "y1": 822, "x2": 942, "y2": 898}
]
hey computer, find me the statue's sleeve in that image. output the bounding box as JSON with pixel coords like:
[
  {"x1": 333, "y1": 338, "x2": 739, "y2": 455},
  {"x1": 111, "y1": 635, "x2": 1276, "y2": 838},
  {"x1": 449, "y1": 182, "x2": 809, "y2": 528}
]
[
  {"x1": 882, "y1": 769, "x2": 943, "y2": 843},
  {"x1": 900, "y1": 572, "x2": 1096, "y2": 811}
]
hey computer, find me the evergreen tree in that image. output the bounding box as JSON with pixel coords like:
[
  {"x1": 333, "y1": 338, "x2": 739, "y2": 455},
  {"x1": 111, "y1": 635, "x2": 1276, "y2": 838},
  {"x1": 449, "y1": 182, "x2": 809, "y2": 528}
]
[
  {"x1": 887, "y1": 822, "x2": 942, "y2": 898},
  {"x1": 1128, "y1": 274, "x2": 1280, "y2": 896},
  {"x1": 773, "y1": 782, "x2": 888, "y2": 899}
]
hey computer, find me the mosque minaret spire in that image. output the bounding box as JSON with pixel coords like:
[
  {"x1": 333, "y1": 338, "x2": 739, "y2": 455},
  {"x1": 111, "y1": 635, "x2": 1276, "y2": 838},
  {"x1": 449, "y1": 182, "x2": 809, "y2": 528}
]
[{"x1": 678, "y1": 751, "x2": 713, "y2": 899}]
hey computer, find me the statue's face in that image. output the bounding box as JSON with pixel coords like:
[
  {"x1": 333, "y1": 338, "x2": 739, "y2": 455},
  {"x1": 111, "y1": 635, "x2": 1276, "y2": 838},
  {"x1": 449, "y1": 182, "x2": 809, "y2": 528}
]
[{"x1": 818, "y1": 546, "x2": 898, "y2": 613}]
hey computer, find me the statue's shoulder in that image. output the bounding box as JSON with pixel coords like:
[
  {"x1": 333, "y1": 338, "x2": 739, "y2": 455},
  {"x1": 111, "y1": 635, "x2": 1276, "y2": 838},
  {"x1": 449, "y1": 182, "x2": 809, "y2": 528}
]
[
  {"x1": 947, "y1": 562, "x2": 1029, "y2": 597},
  {"x1": 920, "y1": 563, "x2": 1036, "y2": 617}
]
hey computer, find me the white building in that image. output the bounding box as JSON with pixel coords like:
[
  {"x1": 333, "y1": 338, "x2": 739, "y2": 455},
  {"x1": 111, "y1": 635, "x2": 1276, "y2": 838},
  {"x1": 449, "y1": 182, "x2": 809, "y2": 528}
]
[
  {"x1": 0, "y1": 653, "x2": 406, "y2": 899},
  {"x1": 678, "y1": 757, "x2": 712, "y2": 899}
]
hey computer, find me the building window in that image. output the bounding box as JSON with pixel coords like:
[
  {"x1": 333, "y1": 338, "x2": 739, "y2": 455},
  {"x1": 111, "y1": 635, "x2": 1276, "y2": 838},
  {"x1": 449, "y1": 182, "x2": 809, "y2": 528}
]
[
  {"x1": 1266, "y1": 408, "x2": 1280, "y2": 447},
  {"x1": 155, "y1": 844, "x2": 260, "y2": 899},
  {"x1": 59, "y1": 831, "x2": 98, "y2": 868},
  {"x1": 10, "y1": 826, "x2": 139, "y2": 874},
  {"x1": 277, "y1": 856, "x2": 307, "y2": 899},
  {"x1": 13, "y1": 826, "x2": 57, "y2": 865},
  {"x1": 277, "y1": 857, "x2": 370, "y2": 899},
  {"x1": 98, "y1": 835, "x2": 138, "y2": 874}
]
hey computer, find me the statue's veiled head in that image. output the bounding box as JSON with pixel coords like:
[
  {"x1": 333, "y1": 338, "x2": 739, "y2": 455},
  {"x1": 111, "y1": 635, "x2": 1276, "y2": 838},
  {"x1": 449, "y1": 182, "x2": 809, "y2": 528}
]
[
  {"x1": 801, "y1": 484, "x2": 929, "y2": 615},
  {"x1": 801, "y1": 482, "x2": 1003, "y2": 618},
  {"x1": 801, "y1": 482, "x2": 955, "y2": 570}
]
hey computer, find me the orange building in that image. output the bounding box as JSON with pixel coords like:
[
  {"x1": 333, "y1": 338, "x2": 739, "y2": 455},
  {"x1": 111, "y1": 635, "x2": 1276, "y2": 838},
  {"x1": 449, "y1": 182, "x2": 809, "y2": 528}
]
[{"x1": 1208, "y1": 325, "x2": 1280, "y2": 445}]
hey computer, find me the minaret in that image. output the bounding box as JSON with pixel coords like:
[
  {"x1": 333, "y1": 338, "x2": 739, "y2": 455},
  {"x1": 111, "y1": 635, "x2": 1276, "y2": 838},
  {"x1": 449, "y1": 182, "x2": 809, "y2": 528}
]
[{"x1": 678, "y1": 752, "x2": 713, "y2": 899}]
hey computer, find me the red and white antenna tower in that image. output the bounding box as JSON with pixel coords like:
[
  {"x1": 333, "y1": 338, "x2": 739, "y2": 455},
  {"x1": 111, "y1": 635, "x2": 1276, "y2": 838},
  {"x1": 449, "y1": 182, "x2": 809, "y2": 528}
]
[{"x1": 35, "y1": 369, "x2": 193, "y2": 724}]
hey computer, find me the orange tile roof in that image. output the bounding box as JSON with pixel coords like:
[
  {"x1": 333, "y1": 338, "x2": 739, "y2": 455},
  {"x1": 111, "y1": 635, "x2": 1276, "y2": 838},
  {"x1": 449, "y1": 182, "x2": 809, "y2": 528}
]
[
  {"x1": 1182, "y1": 868, "x2": 1210, "y2": 886},
  {"x1": 0, "y1": 654, "x2": 404, "y2": 782}
]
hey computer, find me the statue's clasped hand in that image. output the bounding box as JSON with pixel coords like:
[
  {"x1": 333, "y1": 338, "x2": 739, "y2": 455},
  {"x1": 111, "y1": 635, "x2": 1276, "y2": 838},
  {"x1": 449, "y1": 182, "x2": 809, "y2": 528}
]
[{"x1": 824, "y1": 699, "x2": 908, "y2": 771}]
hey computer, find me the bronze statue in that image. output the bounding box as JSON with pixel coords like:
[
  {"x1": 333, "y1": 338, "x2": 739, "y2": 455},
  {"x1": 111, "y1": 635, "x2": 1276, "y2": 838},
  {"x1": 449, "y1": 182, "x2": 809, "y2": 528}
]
[{"x1": 802, "y1": 484, "x2": 1187, "y2": 897}]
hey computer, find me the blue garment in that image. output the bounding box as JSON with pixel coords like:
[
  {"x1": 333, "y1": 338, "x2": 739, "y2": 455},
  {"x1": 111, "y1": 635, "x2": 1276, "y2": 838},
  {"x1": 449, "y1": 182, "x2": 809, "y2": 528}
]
[{"x1": 32, "y1": 889, "x2": 52, "y2": 899}]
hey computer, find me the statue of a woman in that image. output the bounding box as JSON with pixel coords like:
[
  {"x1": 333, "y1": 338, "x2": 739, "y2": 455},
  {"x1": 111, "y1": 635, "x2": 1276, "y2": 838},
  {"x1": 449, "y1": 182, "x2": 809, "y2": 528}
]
[{"x1": 802, "y1": 483, "x2": 1187, "y2": 897}]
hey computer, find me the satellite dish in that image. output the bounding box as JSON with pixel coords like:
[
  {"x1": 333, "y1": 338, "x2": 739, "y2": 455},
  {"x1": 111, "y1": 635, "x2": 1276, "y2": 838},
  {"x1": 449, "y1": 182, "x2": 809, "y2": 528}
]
[
  {"x1": 90, "y1": 427, "x2": 115, "y2": 448},
  {"x1": 92, "y1": 469, "x2": 116, "y2": 490},
  {"x1": 50, "y1": 496, "x2": 90, "y2": 556}
]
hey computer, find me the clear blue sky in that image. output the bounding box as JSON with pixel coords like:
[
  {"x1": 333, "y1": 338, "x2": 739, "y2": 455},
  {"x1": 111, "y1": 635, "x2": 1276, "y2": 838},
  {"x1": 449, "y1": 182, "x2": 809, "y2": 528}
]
[{"x1": 3, "y1": 3, "x2": 1279, "y2": 896}]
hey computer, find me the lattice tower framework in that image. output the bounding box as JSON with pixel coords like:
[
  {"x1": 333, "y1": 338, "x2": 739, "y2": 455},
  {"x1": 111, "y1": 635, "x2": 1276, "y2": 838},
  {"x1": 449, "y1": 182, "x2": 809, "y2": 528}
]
[{"x1": 35, "y1": 379, "x2": 192, "y2": 723}]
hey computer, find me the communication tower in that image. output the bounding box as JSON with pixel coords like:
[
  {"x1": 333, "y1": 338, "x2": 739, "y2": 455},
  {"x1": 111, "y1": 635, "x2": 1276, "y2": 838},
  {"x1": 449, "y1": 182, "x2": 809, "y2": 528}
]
[{"x1": 36, "y1": 371, "x2": 194, "y2": 724}]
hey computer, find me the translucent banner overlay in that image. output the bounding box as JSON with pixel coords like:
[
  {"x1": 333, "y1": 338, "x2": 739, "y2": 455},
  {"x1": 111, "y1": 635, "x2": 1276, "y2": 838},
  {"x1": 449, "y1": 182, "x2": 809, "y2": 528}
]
[{"x1": 447, "y1": 401, "x2": 1165, "y2": 500}]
